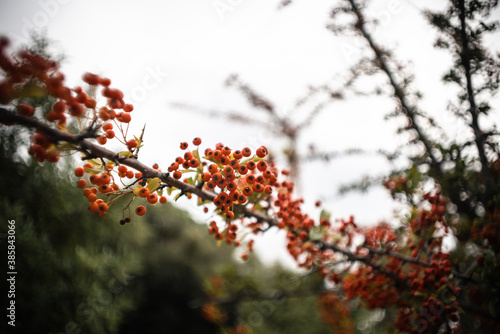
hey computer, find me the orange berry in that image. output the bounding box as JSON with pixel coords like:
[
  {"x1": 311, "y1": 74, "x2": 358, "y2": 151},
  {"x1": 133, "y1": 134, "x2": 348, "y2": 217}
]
[
  {"x1": 208, "y1": 164, "x2": 218, "y2": 174},
  {"x1": 173, "y1": 171, "x2": 182, "y2": 179},
  {"x1": 87, "y1": 193, "x2": 97, "y2": 202},
  {"x1": 264, "y1": 185, "x2": 273, "y2": 195},
  {"x1": 82, "y1": 72, "x2": 100, "y2": 85},
  {"x1": 127, "y1": 139, "x2": 138, "y2": 148},
  {"x1": 99, "y1": 173, "x2": 111, "y2": 185},
  {"x1": 52, "y1": 101, "x2": 66, "y2": 114},
  {"x1": 147, "y1": 193, "x2": 158, "y2": 204},
  {"x1": 193, "y1": 137, "x2": 202, "y2": 145},
  {"x1": 237, "y1": 194, "x2": 247, "y2": 204},
  {"x1": 168, "y1": 162, "x2": 179, "y2": 172},
  {"x1": 233, "y1": 150, "x2": 242, "y2": 159},
  {"x1": 75, "y1": 167, "x2": 85, "y2": 177},
  {"x1": 89, "y1": 175, "x2": 100, "y2": 185},
  {"x1": 241, "y1": 253, "x2": 248, "y2": 261},
  {"x1": 18, "y1": 103, "x2": 34, "y2": 117},
  {"x1": 159, "y1": 196, "x2": 167, "y2": 204},
  {"x1": 98, "y1": 202, "x2": 108, "y2": 212},
  {"x1": 135, "y1": 172, "x2": 143, "y2": 178},
  {"x1": 247, "y1": 161, "x2": 256, "y2": 170},
  {"x1": 206, "y1": 180, "x2": 216, "y2": 190},
  {"x1": 257, "y1": 160, "x2": 267, "y2": 172},
  {"x1": 126, "y1": 170, "x2": 134, "y2": 179},
  {"x1": 253, "y1": 183, "x2": 264, "y2": 193},
  {"x1": 229, "y1": 159, "x2": 239, "y2": 169},
  {"x1": 99, "y1": 184, "x2": 110, "y2": 193},
  {"x1": 138, "y1": 187, "x2": 150, "y2": 198},
  {"x1": 135, "y1": 205, "x2": 146, "y2": 216},
  {"x1": 77, "y1": 179, "x2": 87, "y2": 188},
  {"x1": 180, "y1": 142, "x2": 188, "y2": 150},
  {"x1": 211, "y1": 172, "x2": 222, "y2": 182},
  {"x1": 102, "y1": 122, "x2": 113, "y2": 131},
  {"x1": 89, "y1": 201, "x2": 99, "y2": 213},
  {"x1": 202, "y1": 172, "x2": 212, "y2": 182},
  {"x1": 238, "y1": 165, "x2": 248, "y2": 175},
  {"x1": 221, "y1": 146, "x2": 231, "y2": 156},
  {"x1": 100, "y1": 77, "x2": 111, "y2": 86},
  {"x1": 117, "y1": 112, "x2": 131, "y2": 123},
  {"x1": 118, "y1": 165, "x2": 127, "y2": 174},
  {"x1": 123, "y1": 104, "x2": 134, "y2": 112},
  {"x1": 105, "y1": 130, "x2": 115, "y2": 139},
  {"x1": 256, "y1": 146, "x2": 267, "y2": 158},
  {"x1": 242, "y1": 147, "x2": 251, "y2": 157},
  {"x1": 242, "y1": 186, "x2": 253, "y2": 196}
]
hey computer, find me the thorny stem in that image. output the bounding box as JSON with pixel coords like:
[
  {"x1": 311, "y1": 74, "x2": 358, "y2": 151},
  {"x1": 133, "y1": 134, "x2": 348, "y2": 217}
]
[
  {"x1": 457, "y1": 0, "x2": 497, "y2": 193},
  {"x1": 0, "y1": 107, "x2": 274, "y2": 225},
  {"x1": 346, "y1": 0, "x2": 441, "y2": 171}
]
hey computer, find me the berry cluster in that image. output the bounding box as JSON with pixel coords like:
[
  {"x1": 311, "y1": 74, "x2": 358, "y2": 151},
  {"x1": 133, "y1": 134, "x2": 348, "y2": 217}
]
[
  {"x1": 74, "y1": 160, "x2": 168, "y2": 222},
  {"x1": 0, "y1": 37, "x2": 136, "y2": 163}
]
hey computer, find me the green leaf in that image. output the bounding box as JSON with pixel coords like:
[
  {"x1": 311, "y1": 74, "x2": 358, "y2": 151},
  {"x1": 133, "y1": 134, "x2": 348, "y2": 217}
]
[
  {"x1": 320, "y1": 209, "x2": 331, "y2": 221},
  {"x1": 84, "y1": 167, "x2": 100, "y2": 175},
  {"x1": 203, "y1": 156, "x2": 223, "y2": 169},
  {"x1": 147, "y1": 177, "x2": 161, "y2": 192},
  {"x1": 174, "y1": 191, "x2": 183, "y2": 201},
  {"x1": 309, "y1": 227, "x2": 323, "y2": 241},
  {"x1": 118, "y1": 151, "x2": 133, "y2": 158},
  {"x1": 134, "y1": 135, "x2": 142, "y2": 147},
  {"x1": 88, "y1": 158, "x2": 102, "y2": 167},
  {"x1": 192, "y1": 148, "x2": 201, "y2": 162}
]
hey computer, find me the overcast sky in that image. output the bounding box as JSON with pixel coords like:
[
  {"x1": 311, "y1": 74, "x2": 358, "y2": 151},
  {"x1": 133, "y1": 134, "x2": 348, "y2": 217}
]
[{"x1": 1, "y1": 0, "x2": 499, "y2": 267}]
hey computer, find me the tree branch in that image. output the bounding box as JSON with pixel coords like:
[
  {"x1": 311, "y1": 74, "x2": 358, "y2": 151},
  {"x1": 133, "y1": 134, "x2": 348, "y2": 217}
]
[
  {"x1": 457, "y1": 0, "x2": 497, "y2": 193},
  {"x1": 0, "y1": 107, "x2": 275, "y2": 225},
  {"x1": 346, "y1": 0, "x2": 441, "y2": 171}
]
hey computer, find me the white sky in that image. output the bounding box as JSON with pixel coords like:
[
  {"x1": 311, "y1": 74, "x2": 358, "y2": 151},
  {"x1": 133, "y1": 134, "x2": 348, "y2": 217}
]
[{"x1": 1, "y1": 0, "x2": 499, "y2": 267}]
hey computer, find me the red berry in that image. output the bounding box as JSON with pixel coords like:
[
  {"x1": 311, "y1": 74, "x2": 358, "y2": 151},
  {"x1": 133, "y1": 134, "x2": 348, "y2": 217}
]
[
  {"x1": 75, "y1": 167, "x2": 85, "y2": 177},
  {"x1": 127, "y1": 139, "x2": 138, "y2": 148},
  {"x1": 135, "y1": 205, "x2": 146, "y2": 216}
]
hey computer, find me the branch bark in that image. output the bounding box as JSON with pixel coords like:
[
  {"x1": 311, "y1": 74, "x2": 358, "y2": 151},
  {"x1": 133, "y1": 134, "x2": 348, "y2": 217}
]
[
  {"x1": 457, "y1": 0, "x2": 497, "y2": 194},
  {"x1": 0, "y1": 107, "x2": 274, "y2": 224},
  {"x1": 346, "y1": 0, "x2": 441, "y2": 171}
]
